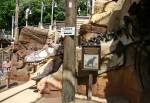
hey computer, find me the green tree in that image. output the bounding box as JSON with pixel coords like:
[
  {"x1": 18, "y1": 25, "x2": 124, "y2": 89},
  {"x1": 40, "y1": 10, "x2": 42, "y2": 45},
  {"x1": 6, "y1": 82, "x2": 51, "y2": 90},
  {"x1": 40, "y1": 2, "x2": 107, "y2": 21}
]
[
  {"x1": 0, "y1": 0, "x2": 87, "y2": 30},
  {"x1": 77, "y1": 0, "x2": 87, "y2": 16},
  {"x1": 0, "y1": 0, "x2": 15, "y2": 29}
]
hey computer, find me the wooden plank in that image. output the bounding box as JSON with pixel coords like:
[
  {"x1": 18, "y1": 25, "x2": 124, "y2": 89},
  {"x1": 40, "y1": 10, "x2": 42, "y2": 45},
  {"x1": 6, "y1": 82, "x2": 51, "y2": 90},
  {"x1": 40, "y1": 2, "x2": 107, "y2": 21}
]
[
  {"x1": 1, "y1": 89, "x2": 41, "y2": 103},
  {"x1": 0, "y1": 80, "x2": 36, "y2": 102}
]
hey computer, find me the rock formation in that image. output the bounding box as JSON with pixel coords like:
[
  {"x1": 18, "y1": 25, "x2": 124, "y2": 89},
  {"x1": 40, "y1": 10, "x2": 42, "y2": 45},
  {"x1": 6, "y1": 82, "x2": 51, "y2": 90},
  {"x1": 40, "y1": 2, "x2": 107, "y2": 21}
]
[{"x1": 77, "y1": 0, "x2": 150, "y2": 103}]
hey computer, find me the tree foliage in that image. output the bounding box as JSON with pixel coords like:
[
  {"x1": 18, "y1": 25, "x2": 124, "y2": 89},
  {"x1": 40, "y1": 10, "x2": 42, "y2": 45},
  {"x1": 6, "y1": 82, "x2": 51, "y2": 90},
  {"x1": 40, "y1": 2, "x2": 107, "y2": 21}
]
[
  {"x1": 0, "y1": 0, "x2": 16, "y2": 29},
  {"x1": 0, "y1": 0, "x2": 87, "y2": 30}
]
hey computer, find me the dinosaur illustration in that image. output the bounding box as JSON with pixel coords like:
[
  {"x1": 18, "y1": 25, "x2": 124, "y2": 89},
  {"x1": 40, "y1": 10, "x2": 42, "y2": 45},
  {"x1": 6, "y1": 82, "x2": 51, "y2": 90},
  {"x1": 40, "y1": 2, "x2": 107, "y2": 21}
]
[{"x1": 86, "y1": 56, "x2": 97, "y2": 67}]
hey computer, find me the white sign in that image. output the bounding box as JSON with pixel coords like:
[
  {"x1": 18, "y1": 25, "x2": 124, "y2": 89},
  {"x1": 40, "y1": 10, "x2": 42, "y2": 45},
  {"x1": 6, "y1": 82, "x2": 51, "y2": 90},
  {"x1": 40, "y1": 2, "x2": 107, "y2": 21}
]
[
  {"x1": 61, "y1": 27, "x2": 75, "y2": 36},
  {"x1": 69, "y1": 1, "x2": 72, "y2": 8}
]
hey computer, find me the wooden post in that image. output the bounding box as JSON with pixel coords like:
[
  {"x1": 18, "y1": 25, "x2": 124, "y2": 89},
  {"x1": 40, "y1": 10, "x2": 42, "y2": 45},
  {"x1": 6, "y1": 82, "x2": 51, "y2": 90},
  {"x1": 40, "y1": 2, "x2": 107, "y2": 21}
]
[
  {"x1": 14, "y1": 0, "x2": 19, "y2": 41},
  {"x1": 87, "y1": 73, "x2": 93, "y2": 100},
  {"x1": 6, "y1": 71, "x2": 10, "y2": 88},
  {"x1": 62, "y1": 0, "x2": 77, "y2": 103}
]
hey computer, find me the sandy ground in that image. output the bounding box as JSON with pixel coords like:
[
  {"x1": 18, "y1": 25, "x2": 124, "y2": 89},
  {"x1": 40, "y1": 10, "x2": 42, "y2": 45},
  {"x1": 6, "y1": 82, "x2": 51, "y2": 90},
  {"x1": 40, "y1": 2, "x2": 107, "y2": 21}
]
[
  {"x1": 0, "y1": 80, "x2": 130, "y2": 103},
  {"x1": 0, "y1": 83, "x2": 102, "y2": 103}
]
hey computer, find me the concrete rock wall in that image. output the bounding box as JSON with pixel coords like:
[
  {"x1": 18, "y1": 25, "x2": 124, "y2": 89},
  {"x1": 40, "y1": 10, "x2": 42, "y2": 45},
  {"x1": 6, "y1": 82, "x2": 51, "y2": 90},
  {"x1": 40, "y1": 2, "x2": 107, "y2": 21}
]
[{"x1": 77, "y1": 66, "x2": 142, "y2": 103}]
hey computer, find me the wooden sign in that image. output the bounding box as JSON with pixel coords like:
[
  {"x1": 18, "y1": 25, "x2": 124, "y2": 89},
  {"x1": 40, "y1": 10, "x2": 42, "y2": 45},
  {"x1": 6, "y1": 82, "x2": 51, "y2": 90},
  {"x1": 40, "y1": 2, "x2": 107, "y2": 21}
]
[{"x1": 82, "y1": 46, "x2": 101, "y2": 71}]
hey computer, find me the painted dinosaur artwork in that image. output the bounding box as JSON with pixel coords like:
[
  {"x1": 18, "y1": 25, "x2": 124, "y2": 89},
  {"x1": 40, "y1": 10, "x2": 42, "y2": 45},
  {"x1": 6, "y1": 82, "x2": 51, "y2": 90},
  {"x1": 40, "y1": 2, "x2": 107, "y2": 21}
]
[{"x1": 86, "y1": 56, "x2": 97, "y2": 67}]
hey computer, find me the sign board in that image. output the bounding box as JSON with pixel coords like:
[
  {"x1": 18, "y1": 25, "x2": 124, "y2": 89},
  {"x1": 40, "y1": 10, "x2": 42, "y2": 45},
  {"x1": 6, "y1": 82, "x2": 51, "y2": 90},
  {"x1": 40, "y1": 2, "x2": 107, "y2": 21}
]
[
  {"x1": 82, "y1": 46, "x2": 101, "y2": 71},
  {"x1": 61, "y1": 27, "x2": 75, "y2": 36}
]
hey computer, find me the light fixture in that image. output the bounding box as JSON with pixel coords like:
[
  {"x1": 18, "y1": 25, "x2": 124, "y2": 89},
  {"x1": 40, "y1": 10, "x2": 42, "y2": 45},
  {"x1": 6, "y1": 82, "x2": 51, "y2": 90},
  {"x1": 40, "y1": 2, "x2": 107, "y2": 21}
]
[
  {"x1": 54, "y1": 1, "x2": 57, "y2": 7},
  {"x1": 78, "y1": 7, "x2": 81, "y2": 15}
]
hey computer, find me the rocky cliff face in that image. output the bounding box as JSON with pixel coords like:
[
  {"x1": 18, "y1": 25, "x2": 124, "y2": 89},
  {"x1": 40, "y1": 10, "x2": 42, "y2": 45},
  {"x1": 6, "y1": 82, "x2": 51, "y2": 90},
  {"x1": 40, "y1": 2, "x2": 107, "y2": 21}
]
[
  {"x1": 10, "y1": 27, "x2": 49, "y2": 81},
  {"x1": 77, "y1": 0, "x2": 150, "y2": 103}
]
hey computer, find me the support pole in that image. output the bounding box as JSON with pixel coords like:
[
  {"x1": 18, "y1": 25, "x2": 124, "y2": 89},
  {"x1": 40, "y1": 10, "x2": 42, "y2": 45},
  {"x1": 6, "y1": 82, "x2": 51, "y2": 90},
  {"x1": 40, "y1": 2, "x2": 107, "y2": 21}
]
[
  {"x1": 40, "y1": 2, "x2": 44, "y2": 29},
  {"x1": 1, "y1": 43, "x2": 3, "y2": 64},
  {"x1": 6, "y1": 71, "x2": 10, "y2": 88},
  {"x1": 87, "y1": 73, "x2": 93, "y2": 100},
  {"x1": 1, "y1": 43, "x2": 3, "y2": 69},
  {"x1": 62, "y1": 0, "x2": 77, "y2": 103},
  {"x1": 51, "y1": 0, "x2": 54, "y2": 26},
  {"x1": 14, "y1": 0, "x2": 19, "y2": 41},
  {"x1": 25, "y1": 19, "x2": 28, "y2": 27},
  {"x1": 87, "y1": 0, "x2": 92, "y2": 15},
  {"x1": 11, "y1": 16, "x2": 14, "y2": 40}
]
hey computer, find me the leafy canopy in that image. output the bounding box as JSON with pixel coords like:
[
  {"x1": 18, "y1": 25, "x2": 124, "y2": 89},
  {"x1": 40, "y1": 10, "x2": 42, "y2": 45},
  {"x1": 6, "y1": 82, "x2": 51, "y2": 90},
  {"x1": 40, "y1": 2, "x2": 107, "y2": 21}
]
[{"x1": 0, "y1": 0, "x2": 87, "y2": 30}]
